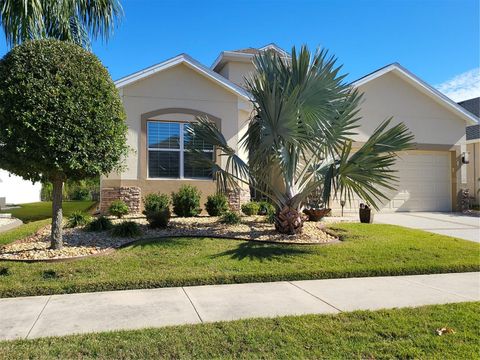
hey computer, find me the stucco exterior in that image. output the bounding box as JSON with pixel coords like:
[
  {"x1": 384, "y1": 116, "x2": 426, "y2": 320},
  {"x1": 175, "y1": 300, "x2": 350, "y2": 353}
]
[
  {"x1": 218, "y1": 61, "x2": 255, "y2": 87},
  {"x1": 354, "y1": 71, "x2": 467, "y2": 146}
]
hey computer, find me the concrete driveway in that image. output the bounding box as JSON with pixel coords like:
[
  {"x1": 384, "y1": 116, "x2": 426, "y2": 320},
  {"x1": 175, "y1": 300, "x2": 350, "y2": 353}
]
[{"x1": 375, "y1": 212, "x2": 480, "y2": 243}]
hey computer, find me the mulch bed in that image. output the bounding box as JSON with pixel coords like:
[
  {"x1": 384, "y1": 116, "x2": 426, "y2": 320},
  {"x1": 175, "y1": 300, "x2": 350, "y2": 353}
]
[{"x1": 0, "y1": 215, "x2": 340, "y2": 261}]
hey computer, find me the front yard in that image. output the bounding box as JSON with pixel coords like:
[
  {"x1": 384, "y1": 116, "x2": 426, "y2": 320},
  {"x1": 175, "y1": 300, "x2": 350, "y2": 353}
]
[
  {"x1": 1, "y1": 302, "x2": 478, "y2": 359},
  {"x1": 0, "y1": 201, "x2": 96, "y2": 223},
  {"x1": 0, "y1": 223, "x2": 478, "y2": 298}
]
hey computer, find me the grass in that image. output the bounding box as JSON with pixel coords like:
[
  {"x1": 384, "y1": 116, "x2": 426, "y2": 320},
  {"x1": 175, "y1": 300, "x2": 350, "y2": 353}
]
[
  {"x1": 0, "y1": 201, "x2": 96, "y2": 223},
  {"x1": 0, "y1": 302, "x2": 478, "y2": 359},
  {"x1": 0, "y1": 223, "x2": 478, "y2": 298},
  {"x1": 0, "y1": 219, "x2": 50, "y2": 247}
]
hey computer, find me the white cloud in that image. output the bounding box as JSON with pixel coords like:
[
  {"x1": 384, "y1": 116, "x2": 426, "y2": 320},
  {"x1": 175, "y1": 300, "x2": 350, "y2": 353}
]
[{"x1": 435, "y1": 68, "x2": 480, "y2": 102}]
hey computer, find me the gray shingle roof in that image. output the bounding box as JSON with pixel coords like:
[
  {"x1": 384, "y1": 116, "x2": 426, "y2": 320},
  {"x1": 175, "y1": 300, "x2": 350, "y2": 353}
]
[
  {"x1": 466, "y1": 124, "x2": 479, "y2": 140},
  {"x1": 458, "y1": 97, "x2": 480, "y2": 117}
]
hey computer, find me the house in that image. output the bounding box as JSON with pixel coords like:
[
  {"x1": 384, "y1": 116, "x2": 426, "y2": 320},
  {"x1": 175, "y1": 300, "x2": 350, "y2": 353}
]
[
  {"x1": 100, "y1": 44, "x2": 479, "y2": 214},
  {"x1": 0, "y1": 169, "x2": 41, "y2": 206},
  {"x1": 459, "y1": 98, "x2": 479, "y2": 206}
]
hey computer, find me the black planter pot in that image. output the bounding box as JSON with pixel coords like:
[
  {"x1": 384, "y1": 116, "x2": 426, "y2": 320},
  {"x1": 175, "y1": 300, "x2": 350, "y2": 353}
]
[{"x1": 359, "y1": 206, "x2": 374, "y2": 223}]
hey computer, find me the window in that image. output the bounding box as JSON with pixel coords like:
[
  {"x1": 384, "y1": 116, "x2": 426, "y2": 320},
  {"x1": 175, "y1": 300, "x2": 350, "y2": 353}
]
[{"x1": 147, "y1": 121, "x2": 213, "y2": 179}]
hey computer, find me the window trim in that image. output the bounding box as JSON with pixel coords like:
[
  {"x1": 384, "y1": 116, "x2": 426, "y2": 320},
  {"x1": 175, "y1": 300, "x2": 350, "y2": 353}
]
[{"x1": 147, "y1": 120, "x2": 213, "y2": 180}]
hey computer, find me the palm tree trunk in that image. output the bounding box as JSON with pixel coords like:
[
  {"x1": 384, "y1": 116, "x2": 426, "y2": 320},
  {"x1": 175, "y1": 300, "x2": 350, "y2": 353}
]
[
  {"x1": 51, "y1": 177, "x2": 64, "y2": 249},
  {"x1": 275, "y1": 205, "x2": 303, "y2": 235}
]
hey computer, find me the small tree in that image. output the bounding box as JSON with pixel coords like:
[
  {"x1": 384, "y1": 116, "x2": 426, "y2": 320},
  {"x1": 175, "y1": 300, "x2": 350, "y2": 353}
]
[
  {"x1": 189, "y1": 46, "x2": 414, "y2": 234},
  {"x1": 0, "y1": 39, "x2": 128, "y2": 249}
]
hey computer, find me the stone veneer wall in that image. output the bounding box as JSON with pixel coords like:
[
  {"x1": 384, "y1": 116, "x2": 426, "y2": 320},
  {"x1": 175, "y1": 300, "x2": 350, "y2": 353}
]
[
  {"x1": 100, "y1": 186, "x2": 141, "y2": 214},
  {"x1": 226, "y1": 188, "x2": 251, "y2": 211}
]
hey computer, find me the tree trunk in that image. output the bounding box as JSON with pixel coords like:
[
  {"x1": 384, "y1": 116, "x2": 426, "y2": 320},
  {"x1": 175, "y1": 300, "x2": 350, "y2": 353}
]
[
  {"x1": 275, "y1": 205, "x2": 303, "y2": 235},
  {"x1": 51, "y1": 177, "x2": 64, "y2": 249}
]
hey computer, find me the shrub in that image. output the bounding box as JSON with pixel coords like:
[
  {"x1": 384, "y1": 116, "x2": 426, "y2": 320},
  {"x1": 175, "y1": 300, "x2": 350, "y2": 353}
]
[
  {"x1": 111, "y1": 221, "x2": 142, "y2": 237},
  {"x1": 241, "y1": 201, "x2": 260, "y2": 216},
  {"x1": 87, "y1": 216, "x2": 113, "y2": 232},
  {"x1": 220, "y1": 211, "x2": 241, "y2": 225},
  {"x1": 109, "y1": 200, "x2": 129, "y2": 219},
  {"x1": 266, "y1": 210, "x2": 276, "y2": 224},
  {"x1": 70, "y1": 187, "x2": 91, "y2": 201},
  {"x1": 143, "y1": 193, "x2": 171, "y2": 228},
  {"x1": 66, "y1": 211, "x2": 91, "y2": 228},
  {"x1": 258, "y1": 201, "x2": 275, "y2": 215},
  {"x1": 205, "y1": 193, "x2": 229, "y2": 216},
  {"x1": 171, "y1": 185, "x2": 201, "y2": 217}
]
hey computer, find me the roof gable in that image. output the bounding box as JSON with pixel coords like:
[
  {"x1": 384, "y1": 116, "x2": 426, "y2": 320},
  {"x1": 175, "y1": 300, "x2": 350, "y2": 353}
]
[
  {"x1": 351, "y1": 63, "x2": 478, "y2": 125},
  {"x1": 114, "y1": 54, "x2": 251, "y2": 101},
  {"x1": 211, "y1": 43, "x2": 289, "y2": 72}
]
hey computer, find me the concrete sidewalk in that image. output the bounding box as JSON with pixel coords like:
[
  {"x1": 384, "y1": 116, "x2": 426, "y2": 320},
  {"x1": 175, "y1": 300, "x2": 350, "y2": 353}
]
[{"x1": 1, "y1": 272, "x2": 479, "y2": 341}]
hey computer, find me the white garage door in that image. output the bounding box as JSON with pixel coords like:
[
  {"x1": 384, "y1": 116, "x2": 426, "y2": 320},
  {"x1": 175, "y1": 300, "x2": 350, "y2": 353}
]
[
  {"x1": 333, "y1": 151, "x2": 452, "y2": 213},
  {"x1": 381, "y1": 151, "x2": 451, "y2": 212}
]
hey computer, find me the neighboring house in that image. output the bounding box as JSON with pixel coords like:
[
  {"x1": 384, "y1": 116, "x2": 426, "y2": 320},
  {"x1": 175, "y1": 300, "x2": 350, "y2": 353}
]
[
  {"x1": 459, "y1": 97, "x2": 480, "y2": 205},
  {"x1": 100, "y1": 44, "x2": 478, "y2": 213},
  {"x1": 0, "y1": 169, "x2": 41, "y2": 205},
  {"x1": 464, "y1": 123, "x2": 479, "y2": 204}
]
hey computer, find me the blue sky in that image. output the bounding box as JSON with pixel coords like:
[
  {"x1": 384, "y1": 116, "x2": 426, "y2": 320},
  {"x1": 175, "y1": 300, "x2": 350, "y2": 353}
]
[{"x1": 0, "y1": 0, "x2": 479, "y2": 101}]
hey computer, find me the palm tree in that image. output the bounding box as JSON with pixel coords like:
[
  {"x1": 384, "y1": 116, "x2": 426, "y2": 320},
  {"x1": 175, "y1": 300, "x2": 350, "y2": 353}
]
[
  {"x1": 188, "y1": 46, "x2": 414, "y2": 234},
  {"x1": 0, "y1": 0, "x2": 122, "y2": 48}
]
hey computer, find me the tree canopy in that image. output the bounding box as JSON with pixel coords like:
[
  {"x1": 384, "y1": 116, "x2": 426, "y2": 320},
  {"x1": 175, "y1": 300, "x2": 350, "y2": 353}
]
[
  {"x1": 189, "y1": 46, "x2": 414, "y2": 234},
  {"x1": 0, "y1": 39, "x2": 128, "y2": 183},
  {"x1": 0, "y1": 0, "x2": 123, "y2": 48}
]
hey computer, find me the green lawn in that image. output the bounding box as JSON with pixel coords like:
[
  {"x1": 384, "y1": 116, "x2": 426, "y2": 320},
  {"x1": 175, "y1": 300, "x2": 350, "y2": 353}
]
[
  {"x1": 0, "y1": 223, "x2": 478, "y2": 298},
  {"x1": 0, "y1": 302, "x2": 478, "y2": 359},
  {"x1": 0, "y1": 219, "x2": 50, "y2": 247},
  {"x1": 0, "y1": 201, "x2": 96, "y2": 223}
]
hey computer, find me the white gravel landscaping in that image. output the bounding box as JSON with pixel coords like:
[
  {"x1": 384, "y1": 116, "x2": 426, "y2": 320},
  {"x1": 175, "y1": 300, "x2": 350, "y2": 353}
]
[{"x1": 0, "y1": 215, "x2": 340, "y2": 261}]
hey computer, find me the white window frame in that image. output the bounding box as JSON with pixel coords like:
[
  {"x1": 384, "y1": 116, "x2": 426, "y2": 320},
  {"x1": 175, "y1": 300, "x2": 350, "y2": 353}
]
[{"x1": 147, "y1": 120, "x2": 213, "y2": 180}]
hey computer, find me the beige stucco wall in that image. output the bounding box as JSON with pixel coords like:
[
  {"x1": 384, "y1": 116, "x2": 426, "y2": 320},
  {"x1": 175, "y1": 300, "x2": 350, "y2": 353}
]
[
  {"x1": 103, "y1": 62, "x2": 253, "y2": 205},
  {"x1": 354, "y1": 72, "x2": 467, "y2": 146},
  {"x1": 217, "y1": 61, "x2": 255, "y2": 87},
  {"x1": 466, "y1": 141, "x2": 480, "y2": 203}
]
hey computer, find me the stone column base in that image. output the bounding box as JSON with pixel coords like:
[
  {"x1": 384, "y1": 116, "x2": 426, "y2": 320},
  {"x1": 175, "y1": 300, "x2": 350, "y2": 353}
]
[
  {"x1": 100, "y1": 186, "x2": 141, "y2": 214},
  {"x1": 226, "y1": 188, "x2": 251, "y2": 211}
]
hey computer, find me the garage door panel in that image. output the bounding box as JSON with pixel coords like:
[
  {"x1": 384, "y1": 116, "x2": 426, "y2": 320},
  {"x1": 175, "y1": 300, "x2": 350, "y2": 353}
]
[{"x1": 331, "y1": 151, "x2": 451, "y2": 213}]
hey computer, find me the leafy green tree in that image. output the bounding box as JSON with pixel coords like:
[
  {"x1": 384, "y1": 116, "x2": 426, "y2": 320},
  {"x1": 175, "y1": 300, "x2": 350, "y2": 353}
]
[
  {"x1": 189, "y1": 46, "x2": 414, "y2": 234},
  {"x1": 0, "y1": 40, "x2": 128, "y2": 249},
  {"x1": 0, "y1": 0, "x2": 122, "y2": 48}
]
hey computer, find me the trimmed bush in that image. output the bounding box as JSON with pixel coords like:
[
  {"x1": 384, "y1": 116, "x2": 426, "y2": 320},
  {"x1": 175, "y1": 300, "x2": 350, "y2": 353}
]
[
  {"x1": 258, "y1": 201, "x2": 275, "y2": 215},
  {"x1": 220, "y1": 211, "x2": 241, "y2": 225},
  {"x1": 87, "y1": 216, "x2": 113, "y2": 232},
  {"x1": 241, "y1": 201, "x2": 260, "y2": 216},
  {"x1": 109, "y1": 200, "x2": 129, "y2": 219},
  {"x1": 66, "y1": 211, "x2": 91, "y2": 228},
  {"x1": 111, "y1": 221, "x2": 141, "y2": 238},
  {"x1": 143, "y1": 193, "x2": 171, "y2": 228},
  {"x1": 70, "y1": 187, "x2": 91, "y2": 201},
  {"x1": 172, "y1": 185, "x2": 201, "y2": 217},
  {"x1": 205, "y1": 193, "x2": 229, "y2": 216}
]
